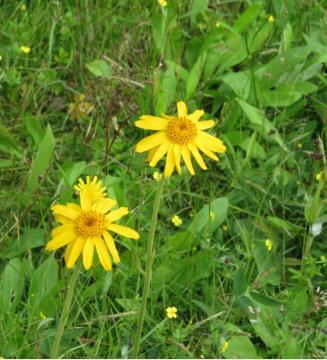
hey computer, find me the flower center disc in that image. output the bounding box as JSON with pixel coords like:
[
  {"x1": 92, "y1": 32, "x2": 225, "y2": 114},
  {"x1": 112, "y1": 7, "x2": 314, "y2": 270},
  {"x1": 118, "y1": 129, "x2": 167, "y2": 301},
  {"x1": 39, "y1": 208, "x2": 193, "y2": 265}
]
[
  {"x1": 166, "y1": 117, "x2": 197, "y2": 145},
  {"x1": 75, "y1": 211, "x2": 105, "y2": 238}
]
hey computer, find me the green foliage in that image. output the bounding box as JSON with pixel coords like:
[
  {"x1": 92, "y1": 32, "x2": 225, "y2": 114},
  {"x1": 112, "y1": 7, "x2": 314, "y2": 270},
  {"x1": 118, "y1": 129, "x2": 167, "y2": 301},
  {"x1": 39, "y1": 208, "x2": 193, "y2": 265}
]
[{"x1": 0, "y1": 0, "x2": 326, "y2": 359}]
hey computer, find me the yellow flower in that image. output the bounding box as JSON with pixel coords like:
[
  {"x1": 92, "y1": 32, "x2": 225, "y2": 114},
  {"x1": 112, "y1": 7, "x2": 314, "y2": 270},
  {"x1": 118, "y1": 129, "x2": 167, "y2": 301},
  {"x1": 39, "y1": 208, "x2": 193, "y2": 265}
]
[
  {"x1": 221, "y1": 340, "x2": 229, "y2": 353},
  {"x1": 21, "y1": 3, "x2": 27, "y2": 11},
  {"x1": 172, "y1": 215, "x2": 182, "y2": 227},
  {"x1": 40, "y1": 312, "x2": 46, "y2": 320},
  {"x1": 210, "y1": 211, "x2": 215, "y2": 221},
  {"x1": 74, "y1": 176, "x2": 107, "y2": 204},
  {"x1": 316, "y1": 171, "x2": 322, "y2": 181},
  {"x1": 152, "y1": 171, "x2": 162, "y2": 181},
  {"x1": 158, "y1": 0, "x2": 167, "y2": 7},
  {"x1": 135, "y1": 101, "x2": 226, "y2": 176},
  {"x1": 20, "y1": 46, "x2": 31, "y2": 54},
  {"x1": 166, "y1": 306, "x2": 177, "y2": 319},
  {"x1": 46, "y1": 180, "x2": 140, "y2": 271},
  {"x1": 265, "y1": 239, "x2": 273, "y2": 251},
  {"x1": 268, "y1": 15, "x2": 275, "y2": 23},
  {"x1": 297, "y1": 143, "x2": 303, "y2": 149},
  {"x1": 68, "y1": 94, "x2": 94, "y2": 120},
  {"x1": 222, "y1": 224, "x2": 228, "y2": 232},
  {"x1": 215, "y1": 21, "x2": 221, "y2": 28}
]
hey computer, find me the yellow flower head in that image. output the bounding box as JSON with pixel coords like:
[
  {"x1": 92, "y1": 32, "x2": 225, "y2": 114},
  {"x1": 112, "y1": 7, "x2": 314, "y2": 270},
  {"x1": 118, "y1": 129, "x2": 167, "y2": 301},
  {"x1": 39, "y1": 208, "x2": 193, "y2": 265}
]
[
  {"x1": 21, "y1": 3, "x2": 27, "y2": 11},
  {"x1": 74, "y1": 176, "x2": 107, "y2": 204},
  {"x1": 172, "y1": 215, "x2": 182, "y2": 227},
  {"x1": 210, "y1": 211, "x2": 215, "y2": 221},
  {"x1": 268, "y1": 15, "x2": 275, "y2": 23},
  {"x1": 166, "y1": 306, "x2": 177, "y2": 319},
  {"x1": 20, "y1": 46, "x2": 31, "y2": 54},
  {"x1": 316, "y1": 171, "x2": 322, "y2": 182},
  {"x1": 46, "y1": 179, "x2": 140, "y2": 271},
  {"x1": 135, "y1": 101, "x2": 226, "y2": 177},
  {"x1": 221, "y1": 340, "x2": 229, "y2": 353},
  {"x1": 215, "y1": 21, "x2": 221, "y2": 28},
  {"x1": 152, "y1": 171, "x2": 162, "y2": 181},
  {"x1": 265, "y1": 239, "x2": 273, "y2": 251},
  {"x1": 158, "y1": 0, "x2": 167, "y2": 7}
]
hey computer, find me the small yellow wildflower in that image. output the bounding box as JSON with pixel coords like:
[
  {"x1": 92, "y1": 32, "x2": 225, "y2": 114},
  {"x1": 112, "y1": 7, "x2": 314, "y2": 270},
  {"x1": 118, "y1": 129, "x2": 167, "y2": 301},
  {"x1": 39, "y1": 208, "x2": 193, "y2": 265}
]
[
  {"x1": 316, "y1": 171, "x2": 322, "y2": 181},
  {"x1": 222, "y1": 224, "x2": 228, "y2": 232},
  {"x1": 153, "y1": 171, "x2": 162, "y2": 181},
  {"x1": 40, "y1": 312, "x2": 46, "y2": 320},
  {"x1": 268, "y1": 15, "x2": 275, "y2": 23},
  {"x1": 221, "y1": 340, "x2": 229, "y2": 353},
  {"x1": 172, "y1": 215, "x2": 182, "y2": 227},
  {"x1": 21, "y1": 3, "x2": 27, "y2": 11},
  {"x1": 158, "y1": 0, "x2": 167, "y2": 7},
  {"x1": 297, "y1": 143, "x2": 303, "y2": 149},
  {"x1": 68, "y1": 94, "x2": 94, "y2": 121},
  {"x1": 166, "y1": 306, "x2": 178, "y2": 319},
  {"x1": 265, "y1": 239, "x2": 273, "y2": 251},
  {"x1": 215, "y1": 21, "x2": 221, "y2": 28},
  {"x1": 210, "y1": 211, "x2": 215, "y2": 221},
  {"x1": 20, "y1": 46, "x2": 31, "y2": 54}
]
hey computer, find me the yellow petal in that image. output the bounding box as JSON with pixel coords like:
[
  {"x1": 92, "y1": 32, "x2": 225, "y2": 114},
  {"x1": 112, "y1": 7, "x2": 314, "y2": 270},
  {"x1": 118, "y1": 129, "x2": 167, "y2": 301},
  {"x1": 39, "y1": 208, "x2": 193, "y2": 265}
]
[
  {"x1": 80, "y1": 190, "x2": 92, "y2": 210},
  {"x1": 173, "y1": 144, "x2": 182, "y2": 174},
  {"x1": 147, "y1": 145, "x2": 159, "y2": 162},
  {"x1": 177, "y1": 101, "x2": 188, "y2": 118},
  {"x1": 64, "y1": 240, "x2": 75, "y2": 263},
  {"x1": 107, "y1": 223, "x2": 140, "y2": 239},
  {"x1": 46, "y1": 228, "x2": 76, "y2": 251},
  {"x1": 149, "y1": 141, "x2": 170, "y2": 167},
  {"x1": 52, "y1": 204, "x2": 81, "y2": 220},
  {"x1": 181, "y1": 145, "x2": 195, "y2": 175},
  {"x1": 83, "y1": 238, "x2": 94, "y2": 270},
  {"x1": 94, "y1": 237, "x2": 112, "y2": 271},
  {"x1": 103, "y1": 232, "x2": 120, "y2": 263},
  {"x1": 188, "y1": 109, "x2": 204, "y2": 122},
  {"x1": 188, "y1": 143, "x2": 207, "y2": 170},
  {"x1": 106, "y1": 207, "x2": 129, "y2": 222},
  {"x1": 164, "y1": 145, "x2": 175, "y2": 177},
  {"x1": 66, "y1": 238, "x2": 84, "y2": 268},
  {"x1": 135, "y1": 132, "x2": 167, "y2": 153},
  {"x1": 197, "y1": 120, "x2": 215, "y2": 130},
  {"x1": 135, "y1": 116, "x2": 169, "y2": 130},
  {"x1": 51, "y1": 224, "x2": 74, "y2": 237},
  {"x1": 198, "y1": 131, "x2": 226, "y2": 152},
  {"x1": 92, "y1": 198, "x2": 117, "y2": 214},
  {"x1": 194, "y1": 138, "x2": 219, "y2": 161}
]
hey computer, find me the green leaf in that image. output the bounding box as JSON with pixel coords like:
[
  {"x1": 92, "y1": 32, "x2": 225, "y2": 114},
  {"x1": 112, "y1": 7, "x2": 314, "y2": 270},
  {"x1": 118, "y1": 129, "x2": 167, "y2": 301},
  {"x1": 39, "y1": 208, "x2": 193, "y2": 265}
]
[
  {"x1": 27, "y1": 124, "x2": 55, "y2": 192},
  {"x1": 237, "y1": 99, "x2": 286, "y2": 150},
  {"x1": 233, "y1": 3, "x2": 262, "y2": 33},
  {"x1": 25, "y1": 115, "x2": 45, "y2": 145},
  {"x1": 233, "y1": 268, "x2": 248, "y2": 296},
  {"x1": 249, "y1": 291, "x2": 281, "y2": 307},
  {"x1": 155, "y1": 62, "x2": 177, "y2": 115},
  {"x1": 221, "y1": 71, "x2": 251, "y2": 99},
  {"x1": 186, "y1": 51, "x2": 207, "y2": 98},
  {"x1": 86, "y1": 59, "x2": 112, "y2": 79},
  {"x1": 0, "y1": 122, "x2": 22, "y2": 158},
  {"x1": 281, "y1": 338, "x2": 303, "y2": 359}
]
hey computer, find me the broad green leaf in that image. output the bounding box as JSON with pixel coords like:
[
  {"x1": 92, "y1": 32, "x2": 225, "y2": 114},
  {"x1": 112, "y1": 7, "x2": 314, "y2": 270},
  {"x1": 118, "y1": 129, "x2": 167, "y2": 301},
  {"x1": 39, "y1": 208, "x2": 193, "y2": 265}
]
[
  {"x1": 27, "y1": 124, "x2": 55, "y2": 191},
  {"x1": 248, "y1": 22, "x2": 271, "y2": 53},
  {"x1": 86, "y1": 59, "x2": 112, "y2": 79},
  {"x1": 25, "y1": 115, "x2": 45, "y2": 145},
  {"x1": 190, "y1": 0, "x2": 209, "y2": 22},
  {"x1": 281, "y1": 338, "x2": 303, "y2": 359},
  {"x1": 233, "y1": 3, "x2": 262, "y2": 33},
  {"x1": 186, "y1": 51, "x2": 207, "y2": 98},
  {"x1": 0, "y1": 122, "x2": 22, "y2": 158},
  {"x1": 155, "y1": 62, "x2": 176, "y2": 115},
  {"x1": 250, "y1": 291, "x2": 281, "y2": 307},
  {"x1": 237, "y1": 99, "x2": 286, "y2": 150},
  {"x1": 221, "y1": 71, "x2": 251, "y2": 99},
  {"x1": 0, "y1": 258, "x2": 24, "y2": 312},
  {"x1": 240, "y1": 136, "x2": 267, "y2": 160},
  {"x1": 233, "y1": 268, "x2": 248, "y2": 296}
]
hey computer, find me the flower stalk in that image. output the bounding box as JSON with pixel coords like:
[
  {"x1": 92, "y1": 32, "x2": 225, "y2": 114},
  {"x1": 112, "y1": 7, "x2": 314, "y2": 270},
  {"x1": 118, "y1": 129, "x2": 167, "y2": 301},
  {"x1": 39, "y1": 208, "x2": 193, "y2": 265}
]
[
  {"x1": 132, "y1": 175, "x2": 165, "y2": 358},
  {"x1": 50, "y1": 261, "x2": 81, "y2": 358}
]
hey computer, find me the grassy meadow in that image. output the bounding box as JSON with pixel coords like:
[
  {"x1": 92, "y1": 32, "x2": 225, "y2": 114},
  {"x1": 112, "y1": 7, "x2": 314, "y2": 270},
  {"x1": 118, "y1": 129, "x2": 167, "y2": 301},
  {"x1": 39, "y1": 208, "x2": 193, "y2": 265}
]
[{"x1": 0, "y1": 0, "x2": 327, "y2": 358}]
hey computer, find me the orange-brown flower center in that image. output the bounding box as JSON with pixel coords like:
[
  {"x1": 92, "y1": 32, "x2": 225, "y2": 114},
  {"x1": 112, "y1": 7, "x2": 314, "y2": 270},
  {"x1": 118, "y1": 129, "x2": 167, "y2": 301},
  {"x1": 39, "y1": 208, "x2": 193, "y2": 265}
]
[
  {"x1": 166, "y1": 117, "x2": 197, "y2": 145},
  {"x1": 75, "y1": 211, "x2": 105, "y2": 238}
]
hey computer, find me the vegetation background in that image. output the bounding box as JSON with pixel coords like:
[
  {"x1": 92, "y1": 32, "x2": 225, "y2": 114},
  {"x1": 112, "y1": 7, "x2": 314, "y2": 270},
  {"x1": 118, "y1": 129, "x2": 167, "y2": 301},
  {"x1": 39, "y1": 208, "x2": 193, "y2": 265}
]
[{"x1": 0, "y1": 0, "x2": 326, "y2": 358}]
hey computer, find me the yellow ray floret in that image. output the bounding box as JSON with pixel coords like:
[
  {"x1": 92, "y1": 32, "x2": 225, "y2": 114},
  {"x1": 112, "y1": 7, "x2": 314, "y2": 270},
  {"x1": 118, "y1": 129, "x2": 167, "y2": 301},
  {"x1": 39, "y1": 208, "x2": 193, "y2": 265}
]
[
  {"x1": 46, "y1": 187, "x2": 139, "y2": 271},
  {"x1": 74, "y1": 176, "x2": 107, "y2": 206},
  {"x1": 135, "y1": 101, "x2": 226, "y2": 176}
]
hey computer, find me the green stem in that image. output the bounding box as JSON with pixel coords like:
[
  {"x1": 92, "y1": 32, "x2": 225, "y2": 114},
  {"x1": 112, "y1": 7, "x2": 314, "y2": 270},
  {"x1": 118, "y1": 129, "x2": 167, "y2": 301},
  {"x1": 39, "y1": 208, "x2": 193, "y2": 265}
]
[
  {"x1": 132, "y1": 175, "x2": 165, "y2": 358},
  {"x1": 50, "y1": 262, "x2": 81, "y2": 358}
]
